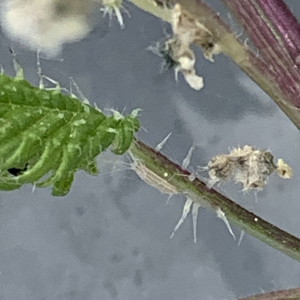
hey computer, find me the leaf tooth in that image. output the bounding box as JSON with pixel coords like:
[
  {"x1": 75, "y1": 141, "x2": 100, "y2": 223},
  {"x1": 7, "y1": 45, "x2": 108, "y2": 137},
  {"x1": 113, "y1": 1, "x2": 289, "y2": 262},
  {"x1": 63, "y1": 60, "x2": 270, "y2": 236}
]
[
  {"x1": 0, "y1": 180, "x2": 22, "y2": 191},
  {"x1": 47, "y1": 146, "x2": 78, "y2": 185},
  {"x1": 52, "y1": 171, "x2": 75, "y2": 196},
  {"x1": 82, "y1": 160, "x2": 98, "y2": 175}
]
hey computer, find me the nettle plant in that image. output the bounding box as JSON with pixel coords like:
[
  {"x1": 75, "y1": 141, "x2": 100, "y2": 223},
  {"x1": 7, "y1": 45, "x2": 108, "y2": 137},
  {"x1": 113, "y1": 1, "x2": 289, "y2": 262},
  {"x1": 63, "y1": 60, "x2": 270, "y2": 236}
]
[{"x1": 1, "y1": 0, "x2": 300, "y2": 299}]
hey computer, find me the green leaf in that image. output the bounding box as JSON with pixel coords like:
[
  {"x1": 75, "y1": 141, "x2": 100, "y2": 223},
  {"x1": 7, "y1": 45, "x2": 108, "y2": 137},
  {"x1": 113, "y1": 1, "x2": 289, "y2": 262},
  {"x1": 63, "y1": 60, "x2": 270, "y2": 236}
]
[{"x1": 0, "y1": 74, "x2": 140, "y2": 196}]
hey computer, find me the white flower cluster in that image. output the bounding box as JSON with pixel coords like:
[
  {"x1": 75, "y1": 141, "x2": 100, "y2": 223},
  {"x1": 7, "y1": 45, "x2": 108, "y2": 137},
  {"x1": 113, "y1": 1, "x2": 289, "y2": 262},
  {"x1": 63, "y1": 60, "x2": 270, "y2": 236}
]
[{"x1": 207, "y1": 145, "x2": 293, "y2": 191}]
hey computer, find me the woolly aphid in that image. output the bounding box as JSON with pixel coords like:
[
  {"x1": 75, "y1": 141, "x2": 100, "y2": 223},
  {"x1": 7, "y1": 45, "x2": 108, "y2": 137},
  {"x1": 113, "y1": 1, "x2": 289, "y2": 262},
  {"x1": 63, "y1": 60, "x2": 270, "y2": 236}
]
[
  {"x1": 206, "y1": 145, "x2": 293, "y2": 191},
  {"x1": 150, "y1": 4, "x2": 220, "y2": 90}
]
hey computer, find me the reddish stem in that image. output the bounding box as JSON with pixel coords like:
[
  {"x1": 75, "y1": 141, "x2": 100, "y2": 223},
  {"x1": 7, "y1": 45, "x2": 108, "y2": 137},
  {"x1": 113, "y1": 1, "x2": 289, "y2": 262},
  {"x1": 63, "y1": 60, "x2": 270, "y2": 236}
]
[
  {"x1": 257, "y1": 0, "x2": 300, "y2": 67},
  {"x1": 221, "y1": 0, "x2": 300, "y2": 108}
]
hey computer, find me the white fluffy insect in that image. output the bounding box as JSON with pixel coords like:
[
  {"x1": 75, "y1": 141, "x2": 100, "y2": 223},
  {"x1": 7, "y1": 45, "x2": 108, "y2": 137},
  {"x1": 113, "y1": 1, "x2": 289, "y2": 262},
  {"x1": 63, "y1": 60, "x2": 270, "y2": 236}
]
[
  {"x1": 1, "y1": 0, "x2": 98, "y2": 55},
  {"x1": 206, "y1": 145, "x2": 293, "y2": 191},
  {"x1": 149, "y1": 4, "x2": 222, "y2": 90}
]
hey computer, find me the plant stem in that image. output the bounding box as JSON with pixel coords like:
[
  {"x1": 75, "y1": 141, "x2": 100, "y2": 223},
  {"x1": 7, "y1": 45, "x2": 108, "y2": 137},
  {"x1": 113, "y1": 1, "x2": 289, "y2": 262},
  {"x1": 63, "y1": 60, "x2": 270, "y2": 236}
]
[
  {"x1": 220, "y1": 0, "x2": 300, "y2": 109},
  {"x1": 127, "y1": 0, "x2": 300, "y2": 129},
  {"x1": 130, "y1": 139, "x2": 300, "y2": 262},
  {"x1": 126, "y1": 0, "x2": 300, "y2": 261},
  {"x1": 237, "y1": 287, "x2": 300, "y2": 300}
]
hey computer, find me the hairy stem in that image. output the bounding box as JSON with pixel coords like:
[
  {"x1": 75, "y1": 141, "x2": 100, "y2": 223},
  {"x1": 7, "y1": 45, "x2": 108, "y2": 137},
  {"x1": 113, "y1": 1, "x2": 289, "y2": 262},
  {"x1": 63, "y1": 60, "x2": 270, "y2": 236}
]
[
  {"x1": 130, "y1": 140, "x2": 300, "y2": 262},
  {"x1": 237, "y1": 287, "x2": 300, "y2": 300},
  {"x1": 220, "y1": 0, "x2": 300, "y2": 110},
  {"x1": 127, "y1": 0, "x2": 300, "y2": 129}
]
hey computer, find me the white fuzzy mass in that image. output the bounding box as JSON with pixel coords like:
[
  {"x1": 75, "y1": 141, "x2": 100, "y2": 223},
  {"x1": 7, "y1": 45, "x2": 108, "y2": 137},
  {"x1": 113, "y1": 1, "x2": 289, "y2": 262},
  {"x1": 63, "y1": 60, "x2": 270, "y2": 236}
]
[{"x1": 1, "y1": 0, "x2": 97, "y2": 55}]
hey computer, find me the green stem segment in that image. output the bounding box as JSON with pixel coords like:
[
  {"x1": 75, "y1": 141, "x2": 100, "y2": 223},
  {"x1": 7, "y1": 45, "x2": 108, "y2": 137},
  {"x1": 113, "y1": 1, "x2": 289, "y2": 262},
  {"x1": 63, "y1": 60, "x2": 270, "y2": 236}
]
[
  {"x1": 237, "y1": 287, "x2": 300, "y2": 300},
  {"x1": 130, "y1": 140, "x2": 300, "y2": 262}
]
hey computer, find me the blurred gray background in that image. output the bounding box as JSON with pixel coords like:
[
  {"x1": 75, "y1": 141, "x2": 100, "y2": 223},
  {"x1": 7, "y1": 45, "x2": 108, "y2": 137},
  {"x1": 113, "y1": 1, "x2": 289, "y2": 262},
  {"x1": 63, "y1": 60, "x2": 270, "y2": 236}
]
[{"x1": 0, "y1": 0, "x2": 300, "y2": 299}]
